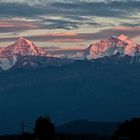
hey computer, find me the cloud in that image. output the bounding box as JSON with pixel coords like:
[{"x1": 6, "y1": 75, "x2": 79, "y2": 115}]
[
  {"x1": 0, "y1": 19, "x2": 40, "y2": 33},
  {"x1": 0, "y1": 1, "x2": 140, "y2": 22},
  {"x1": 76, "y1": 27, "x2": 140, "y2": 42},
  {"x1": 0, "y1": 27, "x2": 140, "y2": 44},
  {"x1": 0, "y1": 0, "x2": 139, "y2": 32},
  {"x1": 0, "y1": 0, "x2": 140, "y2": 33},
  {"x1": 0, "y1": 0, "x2": 140, "y2": 48},
  {"x1": 1, "y1": 0, "x2": 140, "y2": 5},
  {"x1": 49, "y1": 39, "x2": 85, "y2": 42},
  {"x1": 0, "y1": 32, "x2": 83, "y2": 43}
]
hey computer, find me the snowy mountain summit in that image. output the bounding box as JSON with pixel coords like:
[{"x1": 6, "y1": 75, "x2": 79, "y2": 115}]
[
  {"x1": 87, "y1": 34, "x2": 140, "y2": 59},
  {"x1": 0, "y1": 37, "x2": 48, "y2": 70},
  {"x1": 1, "y1": 37, "x2": 47, "y2": 57},
  {"x1": 0, "y1": 35, "x2": 140, "y2": 70}
]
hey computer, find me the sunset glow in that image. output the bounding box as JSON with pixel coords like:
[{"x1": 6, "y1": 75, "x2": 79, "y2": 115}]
[
  {"x1": 0, "y1": 0, "x2": 140, "y2": 48},
  {"x1": 1, "y1": 1, "x2": 140, "y2": 136}
]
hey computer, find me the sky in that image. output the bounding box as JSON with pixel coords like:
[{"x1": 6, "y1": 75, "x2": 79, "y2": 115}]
[{"x1": 0, "y1": 0, "x2": 140, "y2": 49}]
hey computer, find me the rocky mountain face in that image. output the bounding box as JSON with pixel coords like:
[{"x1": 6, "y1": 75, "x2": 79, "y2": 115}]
[
  {"x1": 11, "y1": 56, "x2": 74, "y2": 70},
  {"x1": 0, "y1": 37, "x2": 48, "y2": 70},
  {"x1": 87, "y1": 34, "x2": 140, "y2": 59},
  {"x1": 0, "y1": 35, "x2": 140, "y2": 134},
  {"x1": 0, "y1": 37, "x2": 47, "y2": 57}
]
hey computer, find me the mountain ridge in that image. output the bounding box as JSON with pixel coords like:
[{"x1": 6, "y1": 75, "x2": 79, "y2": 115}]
[
  {"x1": 56, "y1": 120, "x2": 120, "y2": 136},
  {"x1": 0, "y1": 60, "x2": 140, "y2": 134},
  {"x1": 0, "y1": 34, "x2": 140, "y2": 71},
  {"x1": 0, "y1": 37, "x2": 48, "y2": 57},
  {"x1": 0, "y1": 37, "x2": 48, "y2": 70},
  {"x1": 87, "y1": 34, "x2": 140, "y2": 59}
]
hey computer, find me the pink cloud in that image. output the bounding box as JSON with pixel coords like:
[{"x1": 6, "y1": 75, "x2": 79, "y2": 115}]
[
  {"x1": 0, "y1": 26, "x2": 140, "y2": 45},
  {"x1": 50, "y1": 39, "x2": 84, "y2": 42},
  {"x1": 0, "y1": 19, "x2": 40, "y2": 32},
  {"x1": 114, "y1": 27, "x2": 140, "y2": 31}
]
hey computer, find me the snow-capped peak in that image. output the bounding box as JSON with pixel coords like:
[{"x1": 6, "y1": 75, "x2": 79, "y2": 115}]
[
  {"x1": 15, "y1": 37, "x2": 36, "y2": 49},
  {"x1": 112, "y1": 34, "x2": 134, "y2": 46},
  {"x1": 0, "y1": 37, "x2": 48, "y2": 70},
  {"x1": 4, "y1": 37, "x2": 48, "y2": 57},
  {"x1": 17, "y1": 37, "x2": 34, "y2": 46},
  {"x1": 87, "y1": 34, "x2": 140, "y2": 59},
  {"x1": 116, "y1": 34, "x2": 129, "y2": 40}
]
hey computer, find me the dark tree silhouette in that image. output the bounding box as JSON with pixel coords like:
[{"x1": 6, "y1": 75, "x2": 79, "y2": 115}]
[
  {"x1": 34, "y1": 116, "x2": 55, "y2": 140},
  {"x1": 112, "y1": 118, "x2": 140, "y2": 140}
]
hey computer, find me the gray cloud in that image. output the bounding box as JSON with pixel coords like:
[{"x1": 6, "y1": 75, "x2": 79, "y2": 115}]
[
  {"x1": 0, "y1": 0, "x2": 140, "y2": 31},
  {"x1": 1, "y1": 0, "x2": 140, "y2": 5},
  {"x1": 0, "y1": 0, "x2": 140, "y2": 18},
  {"x1": 0, "y1": 0, "x2": 139, "y2": 47}
]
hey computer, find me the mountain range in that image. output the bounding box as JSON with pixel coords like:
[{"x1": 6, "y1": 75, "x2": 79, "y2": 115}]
[
  {"x1": 56, "y1": 120, "x2": 120, "y2": 136},
  {"x1": 0, "y1": 34, "x2": 140, "y2": 70},
  {"x1": 1, "y1": 59, "x2": 140, "y2": 134},
  {"x1": 87, "y1": 34, "x2": 140, "y2": 59},
  {"x1": 0, "y1": 35, "x2": 140, "y2": 134}
]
